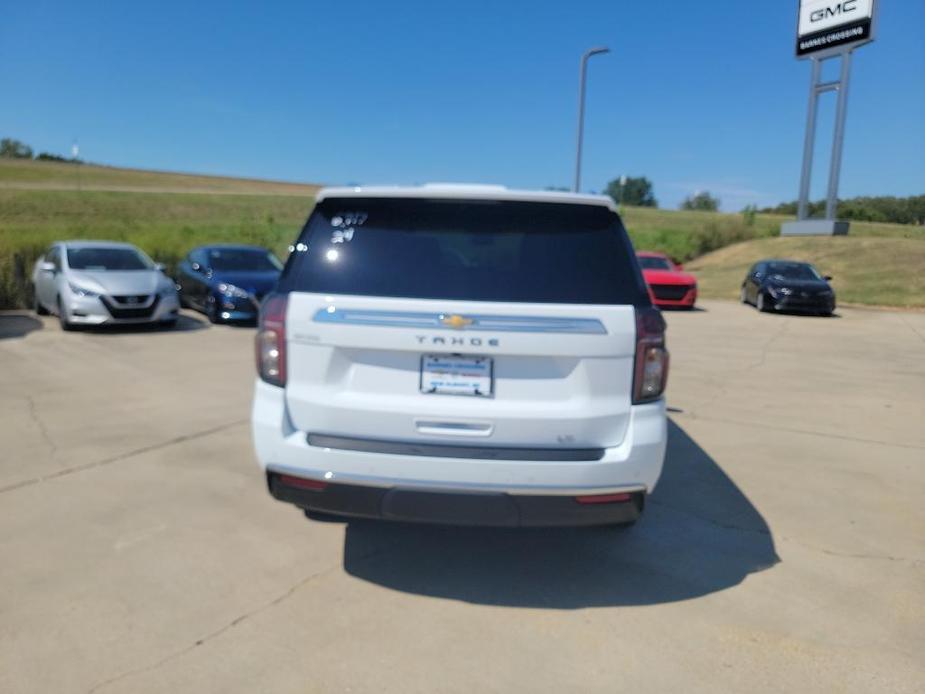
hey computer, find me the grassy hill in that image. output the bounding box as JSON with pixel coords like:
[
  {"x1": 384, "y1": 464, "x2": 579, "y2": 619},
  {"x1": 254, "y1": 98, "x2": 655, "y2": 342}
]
[
  {"x1": 0, "y1": 158, "x2": 320, "y2": 196},
  {"x1": 688, "y1": 236, "x2": 925, "y2": 308},
  {"x1": 1, "y1": 158, "x2": 922, "y2": 309},
  {"x1": 620, "y1": 207, "x2": 920, "y2": 262}
]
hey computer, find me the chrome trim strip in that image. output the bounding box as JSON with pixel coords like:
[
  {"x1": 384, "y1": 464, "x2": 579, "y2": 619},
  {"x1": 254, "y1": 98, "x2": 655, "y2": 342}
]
[
  {"x1": 313, "y1": 308, "x2": 607, "y2": 334},
  {"x1": 307, "y1": 433, "x2": 604, "y2": 462},
  {"x1": 267, "y1": 464, "x2": 647, "y2": 497}
]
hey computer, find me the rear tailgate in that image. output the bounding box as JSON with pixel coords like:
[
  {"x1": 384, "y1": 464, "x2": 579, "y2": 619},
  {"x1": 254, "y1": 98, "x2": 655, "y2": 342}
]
[
  {"x1": 284, "y1": 294, "x2": 637, "y2": 450},
  {"x1": 276, "y1": 194, "x2": 650, "y2": 455}
]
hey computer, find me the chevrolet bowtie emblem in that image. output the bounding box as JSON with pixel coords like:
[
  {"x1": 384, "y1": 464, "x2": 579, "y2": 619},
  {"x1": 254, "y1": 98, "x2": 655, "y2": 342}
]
[{"x1": 440, "y1": 314, "x2": 474, "y2": 329}]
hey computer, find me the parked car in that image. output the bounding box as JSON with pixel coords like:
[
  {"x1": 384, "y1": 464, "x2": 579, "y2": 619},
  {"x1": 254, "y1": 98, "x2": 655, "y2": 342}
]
[
  {"x1": 31, "y1": 241, "x2": 180, "y2": 330},
  {"x1": 176, "y1": 245, "x2": 283, "y2": 323},
  {"x1": 252, "y1": 185, "x2": 669, "y2": 528},
  {"x1": 636, "y1": 251, "x2": 698, "y2": 309},
  {"x1": 741, "y1": 259, "x2": 835, "y2": 315}
]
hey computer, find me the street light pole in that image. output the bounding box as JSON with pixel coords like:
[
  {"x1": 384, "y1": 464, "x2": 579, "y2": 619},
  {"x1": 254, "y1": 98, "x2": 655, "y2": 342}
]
[{"x1": 573, "y1": 46, "x2": 610, "y2": 193}]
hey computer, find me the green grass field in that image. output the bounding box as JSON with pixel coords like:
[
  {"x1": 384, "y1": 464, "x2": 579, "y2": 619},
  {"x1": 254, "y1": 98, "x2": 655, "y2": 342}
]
[{"x1": 1, "y1": 159, "x2": 922, "y2": 309}]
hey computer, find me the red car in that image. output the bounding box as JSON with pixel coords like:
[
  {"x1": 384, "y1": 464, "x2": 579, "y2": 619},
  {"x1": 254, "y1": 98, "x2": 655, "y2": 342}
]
[{"x1": 636, "y1": 251, "x2": 698, "y2": 309}]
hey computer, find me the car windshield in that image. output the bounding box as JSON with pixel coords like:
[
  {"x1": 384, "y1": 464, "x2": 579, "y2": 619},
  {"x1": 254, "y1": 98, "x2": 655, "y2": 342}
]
[
  {"x1": 637, "y1": 256, "x2": 673, "y2": 271},
  {"x1": 280, "y1": 198, "x2": 649, "y2": 305},
  {"x1": 207, "y1": 248, "x2": 282, "y2": 272},
  {"x1": 67, "y1": 247, "x2": 151, "y2": 271},
  {"x1": 767, "y1": 262, "x2": 821, "y2": 281}
]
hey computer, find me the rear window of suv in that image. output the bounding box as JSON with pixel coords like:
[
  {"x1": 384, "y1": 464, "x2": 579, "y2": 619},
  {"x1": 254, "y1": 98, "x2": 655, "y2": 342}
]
[{"x1": 279, "y1": 197, "x2": 650, "y2": 305}]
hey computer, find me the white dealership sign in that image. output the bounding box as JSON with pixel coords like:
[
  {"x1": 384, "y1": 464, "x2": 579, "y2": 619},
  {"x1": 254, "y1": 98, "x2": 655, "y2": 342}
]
[{"x1": 797, "y1": 0, "x2": 876, "y2": 57}]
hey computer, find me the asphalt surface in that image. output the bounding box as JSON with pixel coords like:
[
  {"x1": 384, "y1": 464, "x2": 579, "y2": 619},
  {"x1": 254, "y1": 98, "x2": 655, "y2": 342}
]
[{"x1": 1, "y1": 301, "x2": 922, "y2": 693}]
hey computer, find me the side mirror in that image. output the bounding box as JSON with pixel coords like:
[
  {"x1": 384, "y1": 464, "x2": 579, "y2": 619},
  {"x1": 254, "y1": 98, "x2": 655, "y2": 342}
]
[
  {"x1": 675, "y1": 263, "x2": 685, "y2": 271},
  {"x1": 823, "y1": 275, "x2": 833, "y2": 281},
  {"x1": 40, "y1": 261, "x2": 56, "y2": 273},
  {"x1": 155, "y1": 262, "x2": 166, "y2": 272}
]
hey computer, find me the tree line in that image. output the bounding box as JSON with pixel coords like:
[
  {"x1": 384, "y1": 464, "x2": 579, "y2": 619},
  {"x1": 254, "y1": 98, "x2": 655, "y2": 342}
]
[
  {"x1": 760, "y1": 196, "x2": 925, "y2": 225},
  {"x1": 1, "y1": 137, "x2": 79, "y2": 163},
  {"x1": 602, "y1": 176, "x2": 721, "y2": 211},
  {"x1": 597, "y1": 175, "x2": 923, "y2": 224}
]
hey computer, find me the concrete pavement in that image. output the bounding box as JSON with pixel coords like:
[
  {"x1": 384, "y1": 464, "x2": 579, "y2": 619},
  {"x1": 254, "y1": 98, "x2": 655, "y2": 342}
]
[{"x1": 0, "y1": 301, "x2": 922, "y2": 693}]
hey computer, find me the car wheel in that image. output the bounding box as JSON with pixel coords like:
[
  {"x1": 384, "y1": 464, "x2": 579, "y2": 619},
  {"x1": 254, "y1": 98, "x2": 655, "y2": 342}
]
[
  {"x1": 33, "y1": 289, "x2": 49, "y2": 316},
  {"x1": 740, "y1": 286, "x2": 750, "y2": 305},
  {"x1": 206, "y1": 298, "x2": 220, "y2": 324},
  {"x1": 756, "y1": 292, "x2": 771, "y2": 313},
  {"x1": 57, "y1": 297, "x2": 74, "y2": 331}
]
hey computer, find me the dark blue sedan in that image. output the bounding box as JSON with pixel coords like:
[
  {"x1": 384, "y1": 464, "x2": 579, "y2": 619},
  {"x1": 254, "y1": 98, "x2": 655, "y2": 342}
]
[{"x1": 176, "y1": 245, "x2": 282, "y2": 323}]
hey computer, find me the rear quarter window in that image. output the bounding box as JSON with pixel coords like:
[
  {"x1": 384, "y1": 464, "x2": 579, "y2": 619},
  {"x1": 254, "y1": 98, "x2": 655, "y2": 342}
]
[{"x1": 279, "y1": 198, "x2": 651, "y2": 305}]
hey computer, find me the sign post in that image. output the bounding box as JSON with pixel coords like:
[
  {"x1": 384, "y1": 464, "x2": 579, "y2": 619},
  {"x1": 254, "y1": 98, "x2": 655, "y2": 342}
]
[{"x1": 782, "y1": 0, "x2": 877, "y2": 237}]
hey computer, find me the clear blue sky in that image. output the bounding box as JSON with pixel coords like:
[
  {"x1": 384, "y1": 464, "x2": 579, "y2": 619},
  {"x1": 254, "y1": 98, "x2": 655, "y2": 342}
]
[{"x1": 2, "y1": 0, "x2": 923, "y2": 210}]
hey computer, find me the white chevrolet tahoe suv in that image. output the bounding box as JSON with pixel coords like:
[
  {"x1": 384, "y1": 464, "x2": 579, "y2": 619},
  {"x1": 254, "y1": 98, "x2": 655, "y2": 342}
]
[{"x1": 252, "y1": 185, "x2": 669, "y2": 527}]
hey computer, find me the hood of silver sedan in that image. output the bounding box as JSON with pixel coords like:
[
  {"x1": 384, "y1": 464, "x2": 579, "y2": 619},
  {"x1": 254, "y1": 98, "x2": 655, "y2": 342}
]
[{"x1": 68, "y1": 270, "x2": 163, "y2": 296}]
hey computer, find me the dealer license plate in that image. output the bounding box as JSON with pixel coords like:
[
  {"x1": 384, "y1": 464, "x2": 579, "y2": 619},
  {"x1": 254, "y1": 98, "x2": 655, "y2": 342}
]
[{"x1": 420, "y1": 355, "x2": 493, "y2": 397}]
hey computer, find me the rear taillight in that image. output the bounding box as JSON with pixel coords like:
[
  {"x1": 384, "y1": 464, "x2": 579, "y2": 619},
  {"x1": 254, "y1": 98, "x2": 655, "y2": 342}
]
[
  {"x1": 575, "y1": 492, "x2": 633, "y2": 505},
  {"x1": 256, "y1": 293, "x2": 288, "y2": 387},
  {"x1": 632, "y1": 307, "x2": 669, "y2": 404},
  {"x1": 279, "y1": 474, "x2": 327, "y2": 491}
]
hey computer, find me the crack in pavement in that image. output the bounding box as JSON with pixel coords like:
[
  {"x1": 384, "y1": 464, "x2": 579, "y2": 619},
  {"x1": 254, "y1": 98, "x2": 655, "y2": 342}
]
[
  {"x1": 652, "y1": 498, "x2": 921, "y2": 564},
  {"x1": 686, "y1": 318, "x2": 791, "y2": 418},
  {"x1": 0, "y1": 419, "x2": 248, "y2": 496},
  {"x1": 85, "y1": 542, "x2": 392, "y2": 694},
  {"x1": 782, "y1": 537, "x2": 924, "y2": 565},
  {"x1": 676, "y1": 412, "x2": 925, "y2": 451},
  {"x1": 746, "y1": 317, "x2": 790, "y2": 371},
  {"x1": 898, "y1": 314, "x2": 925, "y2": 343},
  {"x1": 25, "y1": 394, "x2": 58, "y2": 459}
]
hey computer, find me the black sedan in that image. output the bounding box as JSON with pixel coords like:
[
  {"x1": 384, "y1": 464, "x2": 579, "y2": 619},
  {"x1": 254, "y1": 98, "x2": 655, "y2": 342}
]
[
  {"x1": 740, "y1": 259, "x2": 836, "y2": 316},
  {"x1": 176, "y1": 245, "x2": 282, "y2": 323}
]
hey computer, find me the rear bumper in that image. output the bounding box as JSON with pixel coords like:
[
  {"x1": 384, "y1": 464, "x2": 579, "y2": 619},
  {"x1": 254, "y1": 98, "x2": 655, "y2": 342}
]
[
  {"x1": 268, "y1": 472, "x2": 644, "y2": 527},
  {"x1": 251, "y1": 379, "x2": 667, "y2": 525}
]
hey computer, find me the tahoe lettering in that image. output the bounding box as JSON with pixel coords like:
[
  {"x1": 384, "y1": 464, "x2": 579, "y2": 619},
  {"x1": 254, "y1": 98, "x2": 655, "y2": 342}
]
[{"x1": 415, "y1": 335, "x2": 500, "y2": 347}]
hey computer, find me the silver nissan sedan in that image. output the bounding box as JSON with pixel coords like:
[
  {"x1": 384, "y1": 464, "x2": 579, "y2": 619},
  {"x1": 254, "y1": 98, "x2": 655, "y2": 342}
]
[{"x1": 31, "y1": 241, "x2": 180, "y2": 330}]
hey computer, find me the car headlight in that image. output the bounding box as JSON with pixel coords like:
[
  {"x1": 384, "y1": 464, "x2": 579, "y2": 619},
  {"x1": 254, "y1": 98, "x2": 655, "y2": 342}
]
[
  {"x1": 770, "y1": 287, "x2": 792, "y2": 297},
  {"x1": 218, "y1": 283, "x2": 251, "y2": 299},
  {"x1": 68, "y1": 281, "x2": 98, "y2": 298}
]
